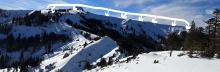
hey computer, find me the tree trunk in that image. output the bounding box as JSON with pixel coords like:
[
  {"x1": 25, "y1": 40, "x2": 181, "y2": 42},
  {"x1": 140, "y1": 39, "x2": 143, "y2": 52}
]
[{"x1": 170, "y1": 48, "x2": 173, "y2": 57}]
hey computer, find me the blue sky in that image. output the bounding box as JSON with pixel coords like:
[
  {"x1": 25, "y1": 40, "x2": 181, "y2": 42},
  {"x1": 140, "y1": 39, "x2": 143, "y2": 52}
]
[{"x1": 0, "y1": 0, "x2": 219, "y2": 27}]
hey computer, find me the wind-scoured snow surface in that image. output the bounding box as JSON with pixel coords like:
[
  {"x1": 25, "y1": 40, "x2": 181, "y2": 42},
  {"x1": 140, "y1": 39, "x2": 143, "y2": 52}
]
[{"x1": 89, "y1": 51, "x2": 220, "y2": 72}]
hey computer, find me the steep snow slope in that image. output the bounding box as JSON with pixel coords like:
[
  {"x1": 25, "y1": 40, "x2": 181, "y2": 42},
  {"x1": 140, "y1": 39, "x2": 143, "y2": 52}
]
[
  {"x1": 60, "y1": 11, "x2": 186, "y2": 54},
  {"x1": 89, "y1": 51, "x2": 220, "y2": 72},
  {"x1": 62, "y1": 11, "x2": 185, "y2": 39},
  {"x1": 0, "y1": 10, "x2": 86, "y2": 70},
  {"x1": 33, "y1": 36, "x2": 118, "y2": 72}
]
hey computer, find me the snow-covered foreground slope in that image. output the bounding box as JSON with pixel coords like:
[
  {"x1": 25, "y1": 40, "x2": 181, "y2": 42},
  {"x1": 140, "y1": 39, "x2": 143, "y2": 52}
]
[{"x1": 89, "y1": 51, "x2": 220, "y2": 72}]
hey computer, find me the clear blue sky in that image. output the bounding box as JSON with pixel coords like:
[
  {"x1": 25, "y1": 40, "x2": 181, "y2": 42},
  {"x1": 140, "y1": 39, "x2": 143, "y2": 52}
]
[{"x1": 0, "y1": 0, "x2": 219, "y2": 27}]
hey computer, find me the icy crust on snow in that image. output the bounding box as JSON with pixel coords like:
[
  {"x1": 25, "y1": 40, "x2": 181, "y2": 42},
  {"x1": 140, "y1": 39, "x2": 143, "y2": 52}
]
[{"x1": 89, "y1": 51, "x2": 220, "y2": 72}]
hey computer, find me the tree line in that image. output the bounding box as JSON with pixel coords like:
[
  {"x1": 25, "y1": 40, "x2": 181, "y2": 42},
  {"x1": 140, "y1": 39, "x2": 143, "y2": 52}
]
[
  {"x1": 166, "y1": 9, "x2": 220, "y2": 58},
  {"x1": 2, "y1": 32, "x2": 70, "y2": 52}
]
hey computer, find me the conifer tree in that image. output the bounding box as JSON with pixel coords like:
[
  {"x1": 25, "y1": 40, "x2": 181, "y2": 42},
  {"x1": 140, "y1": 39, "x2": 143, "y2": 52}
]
[
  {"x1": 183, "y1": 21, "x2": 208, "y2": 57},
  {"x1": 166, "y1": 32, "x2": 181, "y2": 57}
]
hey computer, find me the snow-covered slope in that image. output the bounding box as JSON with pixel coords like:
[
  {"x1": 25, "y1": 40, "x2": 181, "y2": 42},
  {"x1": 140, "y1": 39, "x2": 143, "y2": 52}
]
[
  {"x1": 0, "y1": 10, "x2": 90, "y2": 71},
  {"x1": 0, "y1": 9, "x2": 201, "y2": 72},
  {"x1": 62, "y1": 11, "x2": 185, "y2": 39},
  {"x1": 89, "y1": 51, "x2": 220, "y2": 72},
  {"x1": 32, "y1": 36, "x2": 118, "y2": 72},
  {"x1": 59, "y1": 10, "x2": 186, "y2": 55}
]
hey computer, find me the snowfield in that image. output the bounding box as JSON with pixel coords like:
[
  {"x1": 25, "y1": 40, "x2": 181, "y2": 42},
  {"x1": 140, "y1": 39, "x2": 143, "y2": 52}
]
[{"x1": 88, "y1": 51, "x2": 220, "y2": 72}]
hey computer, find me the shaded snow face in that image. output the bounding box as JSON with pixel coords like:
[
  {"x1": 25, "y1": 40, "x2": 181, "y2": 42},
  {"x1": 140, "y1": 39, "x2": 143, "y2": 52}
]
[
  {"x1": 60, "y1": 11, "x2": 185, "y2": 55},
  {"x1": 61, "y1": 11, "x2": 185, "y2": 39}
]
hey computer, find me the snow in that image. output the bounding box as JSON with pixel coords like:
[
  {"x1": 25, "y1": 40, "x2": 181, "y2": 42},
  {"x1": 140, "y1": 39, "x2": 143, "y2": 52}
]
[
  {"x1": 0, "y1": 9, "x2": 215, "y2": 72},
  {"x1": 89, "y1": 51, "x2": 220, "y2": 72},
  {"x1": 35, "y1": 36, "x2": 118, "y2": 72},
  {"x1": 63, "y1": 12, "x2": 185, "y2": 40}
]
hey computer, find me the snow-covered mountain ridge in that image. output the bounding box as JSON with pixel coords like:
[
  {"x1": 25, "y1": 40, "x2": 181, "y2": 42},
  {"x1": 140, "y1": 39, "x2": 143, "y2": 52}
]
[{"x1": 0, "y1": 9, "x2": 192, "y2": 72}]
